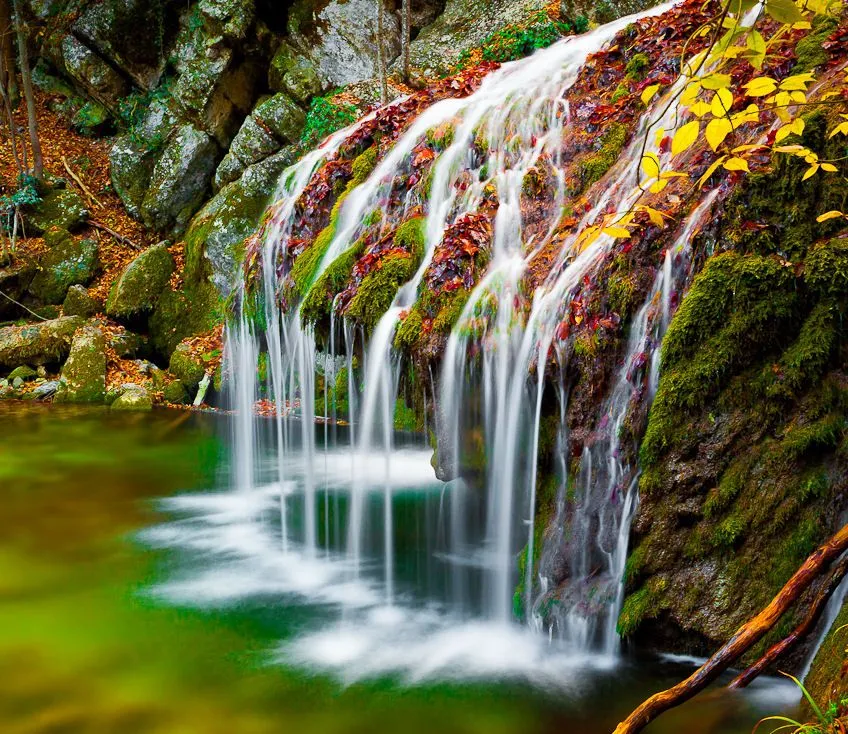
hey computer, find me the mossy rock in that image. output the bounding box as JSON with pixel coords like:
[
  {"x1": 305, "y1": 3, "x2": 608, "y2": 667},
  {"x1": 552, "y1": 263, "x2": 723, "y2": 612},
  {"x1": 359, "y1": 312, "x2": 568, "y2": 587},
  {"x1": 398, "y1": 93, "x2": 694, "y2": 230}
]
[
  {"x1": 149, "y1": 280, "x2": 222, "y2": 357},
  {"x1": 345, "y1": 252, "x2": 417, "y2": 332},
  {"x1": 54, "y1": 324, "x2": 106, "y2": 404},
  {"x1": 63, "y1": 284, "x2": 98, "y2": 318},
  {"x1": 29, "y1": 230, "x2": 98, "y2": 305},
  {"x1": 111, "y1": 384, "x2": 153, "y2": 411},
  {"x1": 794, "y1": 15, "x2": 839, "y2": 72},
  {"x1": 169, "y1": 341, "x2": 206, "y2": 390},
  {"x1": 0, "y1": 316, "x2": 85, "y2": 369},
  {"x1": 163, "y1": 379, "x2": 189, "y2": 404},
  {"x1": 803, "y1": 599, "x2": 848, "y2": 713},
  {"x1": 253, "y1": 93, "x2": 307, "y2": 145},
  {"x1": 106, "y1": 243, "x2": 174, "y2": 320},
  {"x1": 580, "y1": 123, "x2": 628, "y2": 188},
  {"x1": 7, "y1": 365, "x2": 37, "y2": 381},
  {"x1": 25, "y1": 188, "x2": 89, "y2": 235}
]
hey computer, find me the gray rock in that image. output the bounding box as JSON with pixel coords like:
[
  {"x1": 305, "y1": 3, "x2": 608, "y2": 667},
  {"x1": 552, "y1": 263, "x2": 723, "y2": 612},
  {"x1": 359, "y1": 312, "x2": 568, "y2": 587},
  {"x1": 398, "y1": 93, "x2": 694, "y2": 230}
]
[
  {"x1": 253, "y1": 93, "x2": 305, "y2": 144},
  {"x1": 26, "y1": 0, "x2": 65, "y2": 19},
  {"x1": 60, "y1": 34, "x2": 129, "y2": 110},
  {"x1": 288, "y1": 0, "x2": 401, "y2": 88},
  {"x1": 0, "y1": 316, "x2": 85, "y2": 369},
  {"x1": 198, "y1": 0, "x2": 256, "y2": 42},
  {"x1": 29, "y1": 231, "x2": 98, "y2": 305},
  {"x1": 7, "y1": 365, "x2": 37, "y2": 381},
  {"x1": 168, "y1": 341, "x2": 206, "y2": 390},
  {"x1": 212, "y1": 151, "x2": 246, "y2": 191},
  {"x1": 106, "y1": 243, "x2": 175, "y2": 319},
  {"x1": 32, "y1": 380, "x2": 61, "y2": 399},
  {"x1": 111, "y1": 384, "x2": 153, "y2": 411},
  {"x1": 140, "y1": 125, "x2": 220, "y2": 234},
  {"x1": 25, "y1": 188, "x2": 89, "y2": 235},
  {"x1": 63, "y1": 284, "x2": 98, "y2": 318},
  {"x1": 268, "y1": 41, "x2": 322, "y2": 102},
  {"x1": 54, "y1": 324, "x2": 106, "y2": 403},
  {"x1": 12, "y1": 376, "x2": 23, "y2": 389}
]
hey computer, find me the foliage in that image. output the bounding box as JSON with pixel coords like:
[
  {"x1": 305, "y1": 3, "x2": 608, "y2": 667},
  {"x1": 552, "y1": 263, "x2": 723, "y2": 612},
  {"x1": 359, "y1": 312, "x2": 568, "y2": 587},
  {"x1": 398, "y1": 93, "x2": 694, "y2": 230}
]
[
  {"x1": 757, "y1": 674, "x2": 848, "y2": 733},
  {"x1": 301, "y1": 95, "x2": 359, "y2": 149},
  {"x1": 115, "y1": 78, "x2": 174, "y2": 151},
  {"x1": 0, "y1": 174, "x2": 42, "y2": 233}
]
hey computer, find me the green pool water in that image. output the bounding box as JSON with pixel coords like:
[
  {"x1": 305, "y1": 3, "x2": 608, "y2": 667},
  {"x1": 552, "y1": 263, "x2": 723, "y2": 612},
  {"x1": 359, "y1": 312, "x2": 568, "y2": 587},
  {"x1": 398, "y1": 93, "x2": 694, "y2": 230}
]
[{"x1": 0, "y1": 403, "x2": 799, "y2": 734}]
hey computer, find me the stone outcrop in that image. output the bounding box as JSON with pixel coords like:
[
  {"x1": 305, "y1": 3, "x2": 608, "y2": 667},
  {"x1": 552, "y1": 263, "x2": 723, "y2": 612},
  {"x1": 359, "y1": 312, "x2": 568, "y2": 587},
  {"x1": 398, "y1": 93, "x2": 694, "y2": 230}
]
[
  {"x1": 106, "y1": 243, "x2": 175, "y2": 319},
  {"x1": 0, "y1": 316, "x2": 85, "y2": 369},
  {"x1": 54, "y1": 324, "x2": 107, "y2": 403}
]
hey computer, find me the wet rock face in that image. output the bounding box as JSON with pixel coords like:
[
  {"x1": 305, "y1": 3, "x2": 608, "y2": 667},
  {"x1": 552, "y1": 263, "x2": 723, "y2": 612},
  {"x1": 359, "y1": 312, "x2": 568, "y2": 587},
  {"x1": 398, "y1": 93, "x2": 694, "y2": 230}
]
[
  {"x1": 288, "y1": 0, "x2": 402, "y2": 88},
  {"x1": 58, "y1": 34, "x2": 129, "y2": 110},
  {"x1": 106, "y1": 243, "x2": 175, "y2": 319},
  {"x1": 54, "y1": 324, "x2": 107, "y2": 404},
  {"x1": 0, "y1": 316, "x2": 85, "y2": 369}
]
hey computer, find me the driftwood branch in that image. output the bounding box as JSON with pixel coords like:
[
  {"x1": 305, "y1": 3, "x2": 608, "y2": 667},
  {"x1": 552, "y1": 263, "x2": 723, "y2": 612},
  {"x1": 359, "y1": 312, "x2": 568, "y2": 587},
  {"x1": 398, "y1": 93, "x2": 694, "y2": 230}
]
[
  {"x1": 88, "y1": 220, "x2": 143, "y2": 250},
  {"x1": 728, "y1": 554, "x2": 848, "y2": 689},
  {"x1": 62, "y1": 156, "x2": 104, "y2": 209},
  {"x1": 613, "y1": 523, "x2": 848, "y2": 734}
]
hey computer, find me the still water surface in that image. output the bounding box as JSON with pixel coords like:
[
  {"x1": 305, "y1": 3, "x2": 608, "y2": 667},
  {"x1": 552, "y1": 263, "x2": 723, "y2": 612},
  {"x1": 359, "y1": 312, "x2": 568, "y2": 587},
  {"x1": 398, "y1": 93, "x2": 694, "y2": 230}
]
[{"x1": 0, "y1": 403, "x2": 799, "y2": 733}]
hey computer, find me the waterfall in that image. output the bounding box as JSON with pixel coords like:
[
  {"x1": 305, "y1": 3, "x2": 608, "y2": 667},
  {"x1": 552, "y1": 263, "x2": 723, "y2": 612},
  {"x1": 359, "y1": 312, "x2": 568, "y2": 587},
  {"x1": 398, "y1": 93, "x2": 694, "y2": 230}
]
[{"x1": 221, "y1": 0, "x2": 734, "y2": 677}]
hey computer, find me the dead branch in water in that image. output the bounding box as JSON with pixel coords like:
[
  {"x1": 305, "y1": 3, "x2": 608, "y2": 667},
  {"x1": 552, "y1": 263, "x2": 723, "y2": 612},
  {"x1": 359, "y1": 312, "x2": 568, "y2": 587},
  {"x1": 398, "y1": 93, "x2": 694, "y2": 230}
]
[{"x1": 612, "y1": 523, "x2": 848, "y2": 734}]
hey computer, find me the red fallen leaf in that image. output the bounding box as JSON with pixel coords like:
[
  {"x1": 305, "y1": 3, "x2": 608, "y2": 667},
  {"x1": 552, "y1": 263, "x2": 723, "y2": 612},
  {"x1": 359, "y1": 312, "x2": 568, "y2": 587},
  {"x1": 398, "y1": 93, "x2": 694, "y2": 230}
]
[
  {"x1": 414, "y1": 148, "x2": 435, "y2": 167},
  {"x1": 556, "y1": 320, "x2": 571, "y2": 341},
  {"x1": 659, "y1": 135, "x2": 671, "y2": 153}
]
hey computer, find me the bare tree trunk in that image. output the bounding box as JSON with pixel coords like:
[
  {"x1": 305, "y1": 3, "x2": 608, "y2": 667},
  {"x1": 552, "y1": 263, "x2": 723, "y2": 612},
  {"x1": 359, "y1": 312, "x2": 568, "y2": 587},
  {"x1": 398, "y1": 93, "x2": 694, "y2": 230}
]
[
  {"x1": 0, "y1": 0, "x2": 17, "y2": 106},
  {"x1": 613, "y1": 523, "x2": 848, "y2": 734},
  {"x1": 401, "y1": 0, "x2": 410, "y2": 83},
  {"x1": 376, "y1": 0, "x2": 388, "y2": 105},
  {"x1": 11, "y1": 0, "x2": 42, "y2": 178}
]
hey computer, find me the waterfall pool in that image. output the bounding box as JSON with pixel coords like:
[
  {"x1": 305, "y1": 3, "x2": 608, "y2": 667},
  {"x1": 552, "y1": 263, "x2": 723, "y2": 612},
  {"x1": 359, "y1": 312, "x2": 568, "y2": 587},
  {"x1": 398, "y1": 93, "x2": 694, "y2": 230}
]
[{"x1": 0, "y1": 403, "x2": 802, "y2": 734}]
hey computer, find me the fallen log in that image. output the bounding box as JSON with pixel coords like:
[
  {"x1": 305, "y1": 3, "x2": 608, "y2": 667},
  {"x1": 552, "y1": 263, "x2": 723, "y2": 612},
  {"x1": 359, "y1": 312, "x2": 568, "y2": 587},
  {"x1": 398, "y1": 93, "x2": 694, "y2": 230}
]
[
  {"x1": 728, "y1": 553, "x2": 848, "y2": 689},
  {"x1": 612, "y1": 523, "x2": 848, "y2": 734}
]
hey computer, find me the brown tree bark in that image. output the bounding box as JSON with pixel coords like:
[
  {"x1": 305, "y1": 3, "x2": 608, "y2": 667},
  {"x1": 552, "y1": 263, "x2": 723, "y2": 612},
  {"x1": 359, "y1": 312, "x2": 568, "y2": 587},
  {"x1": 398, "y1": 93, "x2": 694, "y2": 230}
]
[
  {"x1": 728, "y1": 554, "x2": 848, "y2": 689},
  {"x1": 11, "y1": 0, "x2": 41, "y2": 178},
  {"x1": 401, "y1": 0, "x2": 410, "y2": 83},
  {"x1": 0, "y1": 0, "x2": 17, "y2": 105},
  {"x1": 613, "y1": 523, "x2": 848, "y2": 734}
]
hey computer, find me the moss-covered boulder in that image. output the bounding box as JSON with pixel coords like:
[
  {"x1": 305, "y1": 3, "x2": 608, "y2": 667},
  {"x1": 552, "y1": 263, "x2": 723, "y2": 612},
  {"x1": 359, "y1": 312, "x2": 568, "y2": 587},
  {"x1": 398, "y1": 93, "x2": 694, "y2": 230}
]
[
  {"x1": 148, "y1": 280, "x2": 221, "y2": 357},
  {"x1": 163, "y1": 378, "x2": 189, "y2": 404},
  {"x1": 25, "y1": 188, "x2": 89, "y2": 235},
  {"x1": 140, "y1": 124, "x2": 220, "y2": 234},
  {"x1": 106, "y1": 243, "x2": 174, "y2": 319},
  {"x1": 111, "y1": 384, "x2": 153, "y2": 411},
  {"x1": 29, "y1": 229, "x2": 98, "y2": 304},
  {"x1": 0, "y1": 316, "x2": 85, "y2": 369},
  {"x1": 62, "y1": 284, "x2": 98, "y2": 318},
  {"x1": 7, "y1": 365, "x2": 37, "y2": 382},
  {"x1": 269, "y1": 41, "x2": 322, "y2": 102},
  {"x1": 168, "y1": 341, "x2": 206, "y2": 390},
  {"x1": 54, "y1": 324, "x2": 106, "y2": 404},
  {"x1": 197, "y1": 0, "x2": 256, "y2": 42},
  {"x1": 57, "y1": 34, "x2": 129, "y2": 110},
  {"x1": 254, "y1": 93, "x2": 306, "y2": 144}
]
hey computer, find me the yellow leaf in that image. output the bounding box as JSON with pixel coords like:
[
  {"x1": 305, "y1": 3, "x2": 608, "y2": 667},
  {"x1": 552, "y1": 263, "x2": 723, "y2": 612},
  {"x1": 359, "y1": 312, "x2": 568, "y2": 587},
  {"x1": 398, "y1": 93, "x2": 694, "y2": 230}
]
[
  {"x1": 765, "y1": 0, "x2": 804, "y2": 24},
  {"x1": 790, "y1": 118, "x2": 805, "y2": 135},
  {"x1": 816, "y1": 210, "x2": 845, "y2": 222},
  {"x1": 747, "y1": 29, "x2": 766, "y2": 55},
  {"x1": 649, "y1": 179, "x2": 669, "y2": 194},
  {"x1": 731, "y1": 104, "x2": 760, "y2": 126},
  {"x1": 603, "y1": 226, "x2": 632, "y2": 238},
  {"x1": 680, "y1": 81, "x2": 702, "y2": 107},
  {"x1": 711, "y1": 88, "x2": 734, "y2": 118},
  {"x1": 744, "y1": 77, "x2": 778, "y2": 96},
  {"x1": 671, "y1": 120, "x2": 700, "y2": 156},
  {"x1": 802, "y1": 164, "x2": 819, "y2": 181},
  {"x1": 773, "y1": 144, "x2": 805, "y2": 153},
  {"x1": 642, "y1": 206, "x2": 667, "y2": 227},
  {"x1": 702, "y1": 73, "x2": 732, "y2": 90},
  {"x1": 660, "y1": 171, "x2": 689, "y2": 179},
  {"x1": 641, "y1": 152, "x2": 661, "y2": 180},
  {"x1": 780, "y1": 73, "x2": 815, "y2": 91},
  {"x1": 689, "y1": 100, "x2": 712, "y2": 118},
  {"x1": 732, "y1": 144, "x2": 763, "y2": 153},
  {"x1": 775, "y1": 124, "x2": 797, "y2": 143},
  {"x1": 790, "y1": 91, "x2": 807, "y2": 104},
  {"x1": 792, "y1": 20, "x2": 812, "y2": 29},
  {"x1": 829, "y1": 122, "x2": 848, "y2": 138},
  {"x1": 773, "y1": 91, "x2": 792, "y2": 108},
  {"x1": 697, "y1": 155, "x2": 728, "y2": 187},
  {"x1": 821, "y1": 163, "x2": 838, "y2": 172},
  {"x1": 705, "y1": 118, "x2": 733, "y2": 151},
  {"x1": 723, "y1": 157, "x2": 750, "y2": 172},
  {"x1": 641, "y1": 84, "x2": 660, "y2": 105}
]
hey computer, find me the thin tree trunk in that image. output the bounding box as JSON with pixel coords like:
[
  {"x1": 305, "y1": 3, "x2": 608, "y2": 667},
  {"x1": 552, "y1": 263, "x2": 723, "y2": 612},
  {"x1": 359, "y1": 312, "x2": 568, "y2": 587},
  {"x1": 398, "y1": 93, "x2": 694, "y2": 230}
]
[
  {"x1": 728, "y1": 554, "x2": 848, "y2": 689},
  {"x1": 376, "y1": 0, "x2": 388, "y2": 104},
  {"x1": 0, "y1": 0, "x2": 17, "y2": 106},
  {"x1": 613, "y1": 523, "x2": 848, "y2": 734},
  {"x1": 401, "y1": 0, "x2": 410, "y2": 83},
  {"x1": 11, "y1": 0, "x2": 41, "y2": 178}
]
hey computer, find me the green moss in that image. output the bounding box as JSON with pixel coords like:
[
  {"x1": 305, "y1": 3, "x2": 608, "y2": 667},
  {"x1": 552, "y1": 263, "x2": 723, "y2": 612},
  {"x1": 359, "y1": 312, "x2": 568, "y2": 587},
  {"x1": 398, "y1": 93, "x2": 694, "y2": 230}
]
[
  {"x1": 580, "y1": 123, "x2": 628, "y2": 188},
  {"x1": 625, "y1": 53, "x2": 650, "y2": 80},
  {"x1": 712, "y1": 514, "x2": 745, "y2": 548},
  {"x1": 346, "y1": 253, "x2": 417, "y2": 332},
  {"x1": 608, "y1": 271, "x2": 637, "y2": 316},
  {"x1": 617, "y1": 578, "x2": 667, "y2": 637},
  {"x1": 425, "y1": 122, "x2": 455, "y2": 151},
  {"x1": 433, "y1": 288, "x2": 471, "y2": 333},
  {"x1": 780, "y1": 413, "x2": 845, "y2": 460},
  {"x1": 301, "y1": 238, "x2": 366, "y2": 326},
  {"x1": 623, "y1": 543, "x2": 648, "y2": 585},
  {"x1": 610, "y1": 82, "x2": 629, "y2": 103},
  {"x1": 794, "y1": 15, "x2": 839, "y2": 72},
  {"x1": 704, "y1": 457, "x2": 750, "y2": 518},
  {"x1": 394, "y1": 307, "x2": 424, "y2": 351},
  {"x1": 807, "y1": 239, "x2": 848, "y2": 298},
  {"x1": 394, "y1": 397, "x2": 418, "y2": 431},
  {"x1": 393, "y1": 217, "x2": 426, "y2": 261},
  {"x1": 351, "y1": 146, "x2": 378, "y2": 184}
]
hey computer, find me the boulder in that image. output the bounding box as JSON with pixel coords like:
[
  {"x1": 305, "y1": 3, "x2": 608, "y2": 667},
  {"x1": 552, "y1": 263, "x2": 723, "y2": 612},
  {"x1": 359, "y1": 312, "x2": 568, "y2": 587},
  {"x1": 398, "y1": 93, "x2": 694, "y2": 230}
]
[
  {"x1": 288, "y1": 0, "x2": 401, "y2": 88},
  {"x1": 29, "y1": 230, "x2": 98, "y2": 305},
  {"x1": 268, "y1": 41, "x2": 322, "y2": 103},
  {"x1": 253, "y1": 93, "x2": 305, "y2": 144},
  {"x1": 59, "y1": 34, "x2": 129, "y2": 110},
  {"x1": 148, "y1": 280, "x2": 221, "y2": 357},
  {"x1": 111, "y1": 383, "x2": 153, "y2": 411},
  {"x1": 106, "y1": 243, "x2": 174, "y2": 319},
  {"x1": 73, "y1": 0, "x2": 171, "y2": 90},
  {"x1": 62, "y1": 284, "x2": 98, "y2": 318},
  {"x1": 0, "y1": 316, "x2": 84, "y2": 369},
  {"x1": 168, "y1": 341, "x2": 206, "y2": 390},
  {"x1": 186, "y1": 147, "x2": 294, "y2": 295},
  {"x1": 163, "y1": 378, "x2": 189, "y2": 404},
  {"x1": 32, "y1": 380, "x2": 61, "y2": 400},
  {"x1": 109, "y1": 99, "x2": 179, "y2": 218},
  {"x1": 54, "y1": 324, "x2": 107, "y2": 403},
  {"x1": 197, "y1": 0, "x2": 256, "y2": 42},
  {"x1": 25, "y1": 188, "x2": 89, "y2": 235},
  {"x1": 140, "y1": 124, "x2": 220, "y2": 234},
  {"x1": 7, "y1": 365, "x2": 37, "y2": 381},
  {"x1": 0, "y1": 257, "x2": 37, "y2": 318}
]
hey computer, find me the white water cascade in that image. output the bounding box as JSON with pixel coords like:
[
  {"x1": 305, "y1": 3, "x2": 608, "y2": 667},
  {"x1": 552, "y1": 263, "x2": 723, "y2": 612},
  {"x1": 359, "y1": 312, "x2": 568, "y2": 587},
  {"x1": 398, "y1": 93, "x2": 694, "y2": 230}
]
[{"x1": 154, "y1": 2, "x2": 743, "y2": 682}]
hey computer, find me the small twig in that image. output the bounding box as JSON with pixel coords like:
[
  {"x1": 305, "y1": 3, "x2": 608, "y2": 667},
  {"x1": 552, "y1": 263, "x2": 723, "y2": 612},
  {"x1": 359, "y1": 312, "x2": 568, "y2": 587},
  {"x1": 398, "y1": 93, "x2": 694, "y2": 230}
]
[
  {"x1": 0, "y1": 287, "x2": 48, "y2": 320},
  {"x1": 88, "y1": 220, "x2": 143, "y2": 251},
  {"x1": 62, "y1": 156, "x2": 104, "y2": 210}
]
